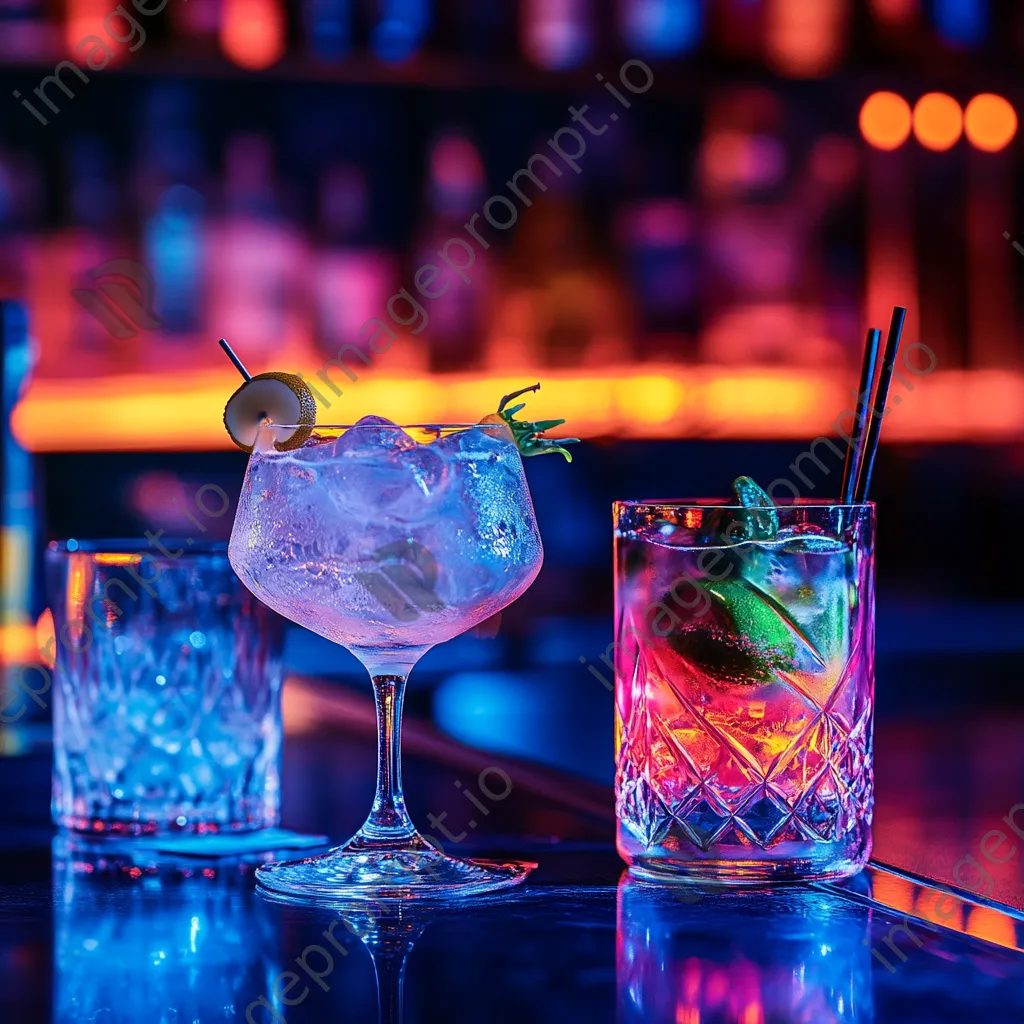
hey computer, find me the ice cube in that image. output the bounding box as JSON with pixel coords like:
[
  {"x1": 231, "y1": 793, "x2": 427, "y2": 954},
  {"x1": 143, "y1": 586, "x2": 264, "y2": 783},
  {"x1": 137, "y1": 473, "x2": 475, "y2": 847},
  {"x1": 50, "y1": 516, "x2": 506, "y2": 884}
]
[
  {"x1": 450, "y1": 435, "x2": 531, "y2": 555},
  {"x1": 403, "y1": 445, "x2": 449, "y2": 499},
  {"x1": 334, "y1": 415, "x2": 418, "y2": 453},
  {"x1": 306, "y1": 417, "x2": 450, "y2": 521},
  {"x1": 430, "y1": 423, "x2": 510, "y2": 463},
  {"x1": 757, "y1": 526, "x2": 852, "y2": 668},
  {"x1": 416, "y1": 426, "x2": 540, "y2": 612},
  {"x1": 288, "y1": 439, "x2": 337, "y2": 465}
]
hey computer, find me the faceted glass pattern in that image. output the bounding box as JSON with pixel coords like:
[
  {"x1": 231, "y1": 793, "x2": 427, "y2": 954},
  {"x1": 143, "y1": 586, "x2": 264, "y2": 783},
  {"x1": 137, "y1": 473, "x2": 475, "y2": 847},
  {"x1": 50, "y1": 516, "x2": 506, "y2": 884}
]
[
  {"x1": 48, "y1": 542, "x2": 284, "y2": 835},
  {"x1": 614, "y1": 501, "x2": 874, "y2": 883}
]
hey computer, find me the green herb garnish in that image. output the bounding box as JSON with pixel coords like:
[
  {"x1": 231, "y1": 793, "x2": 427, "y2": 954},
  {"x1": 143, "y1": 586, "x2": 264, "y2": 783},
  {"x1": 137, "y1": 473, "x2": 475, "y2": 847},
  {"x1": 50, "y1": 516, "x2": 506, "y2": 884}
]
[{"x1": 498, "y1": 383, "x2": 580, "y2": 462}]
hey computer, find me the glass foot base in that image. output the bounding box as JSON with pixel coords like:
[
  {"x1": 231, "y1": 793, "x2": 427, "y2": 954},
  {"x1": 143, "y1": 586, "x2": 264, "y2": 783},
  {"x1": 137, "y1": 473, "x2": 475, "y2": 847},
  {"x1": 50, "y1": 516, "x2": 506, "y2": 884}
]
[
  {"x1": 256, "y1": 833, "x2": 535, "y2": 904},
  {"x1": 618, "y1": 821, "x2": 871, "y2": 886},
  {"x1": 627, "y1": 858, "x2": 865, "y2": 887}
]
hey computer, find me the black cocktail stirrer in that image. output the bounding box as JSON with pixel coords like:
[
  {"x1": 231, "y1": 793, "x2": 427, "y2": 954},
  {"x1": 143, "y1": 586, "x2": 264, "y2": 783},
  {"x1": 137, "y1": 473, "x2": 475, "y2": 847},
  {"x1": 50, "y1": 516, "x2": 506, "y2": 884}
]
[
  {"x1": 219, "y1": 337, "x2": 251, "y2": 380},
  {"x1": 854, "y1": 305, "x2": 907, "y2": 503},
  {"x1": 840, "y1": 327, "x2": 882, "y2": 505}
]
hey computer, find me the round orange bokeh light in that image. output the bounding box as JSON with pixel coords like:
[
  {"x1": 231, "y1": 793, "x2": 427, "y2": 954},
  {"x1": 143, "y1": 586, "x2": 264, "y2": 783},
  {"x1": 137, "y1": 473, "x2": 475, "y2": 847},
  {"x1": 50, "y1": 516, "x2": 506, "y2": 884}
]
[
  {"x1": 859, "y1": 92, "x2": 912, "y2": 151},
  {"x1": 912, "y1": 93, "x2": 962, "y2": 151},
  {"x1": 964, "y1": 94, "x2": 1018, "y2": 152}
]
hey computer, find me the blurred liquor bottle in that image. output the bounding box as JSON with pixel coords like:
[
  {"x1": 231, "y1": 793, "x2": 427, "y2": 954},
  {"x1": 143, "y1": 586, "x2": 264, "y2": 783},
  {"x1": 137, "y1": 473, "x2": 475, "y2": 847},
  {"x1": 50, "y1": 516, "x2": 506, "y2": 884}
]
[
  {"x1": 170, "y1": 0, "x2": 222, "y2": 49},
  {"x1": 618, "y1": 0, "x2": 704, "y2": 57},
  {"x1": 697, "y1": 90, "x2": 852, "y2": 366},
  {"x1": 313, "y1": 163, "x2": 396, "y2": 367},
  {"x1": 65, "y1": 0, "x2": 126, "y2": 64},
  {"x1": 615, "y1": 198, "x2": 698, "y2": 361},
  {"x1": 220, "y1": 0, "x2": 286, "y2": 68},
  {"x1": 138, "y1": 86, "x2": 208, "y2": 359},
  {"x1": 763, "y1": 0, "x2": 850, "y2": 78},
  {"x1": 486, "y1": 193, "x2": 632, "y2": 371},
  {"x1": 0, "y1": 0, "x2": 57, "y2": 60},
  {"x1": 415, "y1": 131, "x2": 489, "y2": 373},
  {"x1": 520, "y1": 0, "x2": 593, "y2": 69},
  {"x1": 0, "y1": 148, "x2": 44, "y2": 309},
  {"x1": 370, "y1": 0, "x2": 432, "y2": 62},
  {"x1": 866, "y1": 0, "x2": 919, "y2": 34},
  {"x1": 207, "y1": 134, "x2": 309, "y2": 364},
  {"x1": 441, "y1": 0, "x2": 516, "y2": 61},
  {"x1": 303, "y1": 0, "x2": 351, "y2": 59},
  {"x1": 710, "y1": 0, "x2": 762, "y2": 59},
  {"x1": 30, "y1": 137, "x2": 125, "y2": 379}
]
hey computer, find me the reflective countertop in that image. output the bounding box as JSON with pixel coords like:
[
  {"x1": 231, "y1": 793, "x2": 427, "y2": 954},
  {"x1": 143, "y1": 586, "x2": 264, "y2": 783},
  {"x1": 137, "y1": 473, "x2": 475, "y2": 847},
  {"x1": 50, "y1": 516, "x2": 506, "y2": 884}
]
[{"x1": 2, "y1": 679, "x2": 1023, "y2": 1024}]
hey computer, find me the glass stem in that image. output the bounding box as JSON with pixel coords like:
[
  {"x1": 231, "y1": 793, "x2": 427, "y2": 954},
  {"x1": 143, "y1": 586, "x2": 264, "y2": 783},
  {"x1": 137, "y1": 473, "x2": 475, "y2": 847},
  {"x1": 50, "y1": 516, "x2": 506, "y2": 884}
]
[
  {"x1": 373, "y1": 952, "x2": 406, "y2": 1024},
  {"x1": 361, "y1": 674, "x2": 417, "y2": 844}
]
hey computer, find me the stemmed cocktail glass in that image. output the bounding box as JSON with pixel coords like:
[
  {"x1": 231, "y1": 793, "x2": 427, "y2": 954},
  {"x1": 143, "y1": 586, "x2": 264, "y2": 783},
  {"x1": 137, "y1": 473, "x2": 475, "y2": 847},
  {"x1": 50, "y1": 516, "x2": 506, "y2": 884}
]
[{"x1": 229, "y1": 418, "x2": 543, "y2": 901}]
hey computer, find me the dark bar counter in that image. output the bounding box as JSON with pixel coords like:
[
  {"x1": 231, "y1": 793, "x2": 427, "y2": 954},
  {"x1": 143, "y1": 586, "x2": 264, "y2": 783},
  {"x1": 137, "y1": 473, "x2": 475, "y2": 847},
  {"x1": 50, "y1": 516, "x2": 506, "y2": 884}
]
[{"x1": 2, "y1": 678, "x2": 1023, "y2": 1024}]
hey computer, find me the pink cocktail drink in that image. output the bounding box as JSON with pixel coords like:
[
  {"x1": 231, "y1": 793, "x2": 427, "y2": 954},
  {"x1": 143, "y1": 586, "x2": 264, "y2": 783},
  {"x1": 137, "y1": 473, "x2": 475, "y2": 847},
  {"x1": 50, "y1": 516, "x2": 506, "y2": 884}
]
[{"x1": 614, "y1": 499, "x2": 874, "y2": 883}]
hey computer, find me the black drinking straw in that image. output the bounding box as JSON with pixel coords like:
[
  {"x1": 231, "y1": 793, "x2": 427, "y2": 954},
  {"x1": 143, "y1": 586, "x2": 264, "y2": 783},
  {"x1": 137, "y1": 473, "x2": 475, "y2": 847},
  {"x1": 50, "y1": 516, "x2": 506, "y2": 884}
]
[
  {"x1": 218, "y1": 337, "x2": 251, "y2": 380},
  {"x1": 854, "y1": 306, "x2": 907, "y2": 503},
  {"x1": 840, "y1": 327, "x2": 882, "y2": 505}
]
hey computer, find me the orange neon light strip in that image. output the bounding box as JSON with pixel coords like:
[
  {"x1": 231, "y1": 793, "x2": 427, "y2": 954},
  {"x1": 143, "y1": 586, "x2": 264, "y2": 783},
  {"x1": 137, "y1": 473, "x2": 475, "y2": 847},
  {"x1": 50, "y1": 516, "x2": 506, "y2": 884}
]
[{"x1": 10, "y1": 366, "x2": 1024, "y2": 452}]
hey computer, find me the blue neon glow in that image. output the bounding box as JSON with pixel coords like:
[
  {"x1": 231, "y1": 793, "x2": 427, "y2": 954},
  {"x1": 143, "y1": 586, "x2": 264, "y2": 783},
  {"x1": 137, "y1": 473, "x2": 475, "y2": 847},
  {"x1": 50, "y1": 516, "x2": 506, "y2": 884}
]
[
  {"x1": 622, "y1": 0, "x2": 704, "y2": 55},
  {"x1": 144, "y1": 184, "x2": 204, "y2": 335},
  {"x1": 433, "y1": 670, "x2": 613, "y2": 783},
  {"x1": 371, "y1": 0, "x2": 431, "y2": 63},
  {"x1": 932, "y1": 0, "x2": 986, "y2": 46},
  {"x1": 54, "y1": 845, "x2": 264, "y2": 1023}
]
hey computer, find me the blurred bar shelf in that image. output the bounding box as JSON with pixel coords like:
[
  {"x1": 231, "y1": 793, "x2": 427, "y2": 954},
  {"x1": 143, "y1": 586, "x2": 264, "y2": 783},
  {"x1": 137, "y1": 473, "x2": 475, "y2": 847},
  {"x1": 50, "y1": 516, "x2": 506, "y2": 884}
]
[
  {"x1": 1, "y1": 46, "x2": 1023, "y2": 87},
  {"x1": 0, "y1": 51, "x2": 568, "y2": 89},
  {"x1": 0, "y1": 50, "x2": 703, "y2": 94},
  {"x1": 2, "y1": 50, "x2": 1022, "y2": 97},
  {"x1": 12, "y1": 365, "x2": 1024, "y2": 451}
]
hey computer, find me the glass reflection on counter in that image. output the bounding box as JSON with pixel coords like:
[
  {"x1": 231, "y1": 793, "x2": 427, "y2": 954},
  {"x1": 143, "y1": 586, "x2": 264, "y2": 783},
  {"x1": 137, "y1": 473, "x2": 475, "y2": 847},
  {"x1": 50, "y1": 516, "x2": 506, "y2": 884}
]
[
  {"x1": 53, "y1": 837, "x2": 279, "y2": 1024},
  {"x1": 616, "y1": 874, "x2": 874, "y2": 1023}
]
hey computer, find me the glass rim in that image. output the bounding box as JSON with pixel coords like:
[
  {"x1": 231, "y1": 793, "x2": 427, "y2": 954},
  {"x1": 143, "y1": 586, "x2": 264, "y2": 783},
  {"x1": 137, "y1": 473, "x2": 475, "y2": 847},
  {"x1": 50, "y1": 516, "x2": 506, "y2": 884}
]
[
  {"x1": 274, "y1": 422, "x2": 501, "y2": 430},
  {"x1": 613, "y1": 498, "x2": 875, "y2": 511},
  {"x1": 47, "y1": 538, "x2": 228, "y2": 554}
]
